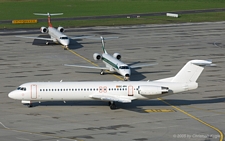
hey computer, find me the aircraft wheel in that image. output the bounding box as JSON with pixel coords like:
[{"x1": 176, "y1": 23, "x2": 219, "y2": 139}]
[
  {"x1": 109, "y1": 101, "x2": 117, "y2": 110},
  {"x1": 46, "y1": 42, "x2": 49, "y2": 45},
  {"x1": 28, "y1": 104, "x2": 33, "y2": 108},
  {"x1": 100, "y1": 70, "x2": 104, "y2": 75},
  {"x1": 124, "y1": 78, "x2": 129, "y2": 81}
]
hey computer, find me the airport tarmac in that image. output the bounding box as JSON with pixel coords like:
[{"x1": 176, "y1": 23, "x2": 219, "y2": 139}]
[{"x1": 0, "y1": 22, "x2": 225, "y2": 141}]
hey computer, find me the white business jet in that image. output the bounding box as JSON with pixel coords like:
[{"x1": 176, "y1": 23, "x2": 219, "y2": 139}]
[
  {"x1": 8, "y1": 60, "x2": 214, "y2": 109},
  {"x1": 65, "y1": 36, "x2": 157, "y2": 80},
  {"x1": 16, "y1": 13, "x2": 90, "y2": 49}
]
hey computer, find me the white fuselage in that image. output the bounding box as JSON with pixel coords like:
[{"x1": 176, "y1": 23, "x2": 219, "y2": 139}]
[
  {"x1": 8, "y1": 81, "x2": 198, "y2": 102},
  {"x1": 48, "y1": 27, "x2": 69, "y2": 46},
  {"x1": 102, "y1": 53, "x2": 131, "y2": 79}
]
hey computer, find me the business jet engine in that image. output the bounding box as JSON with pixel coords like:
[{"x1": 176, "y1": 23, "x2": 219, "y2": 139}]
[
  {"x1": 40, "y1": 27, "x2": 48, "y2": 33},
  {"x1": 113, "y1": 53, "x2": 121, "y2": 60},
  {"x1": 138, "y1": 85, "x2": 169, "y2": 95},
  {"x1": 57, "y1": 26, "x2": 65, "y2": 32},
  {"x1": 93, "y1": 53, "x2": 102, "y2": 60}
]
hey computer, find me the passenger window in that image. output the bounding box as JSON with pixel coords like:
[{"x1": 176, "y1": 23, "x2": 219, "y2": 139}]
[{"x1": 40, "y1": 89, "x2": 42, "y2": 91}]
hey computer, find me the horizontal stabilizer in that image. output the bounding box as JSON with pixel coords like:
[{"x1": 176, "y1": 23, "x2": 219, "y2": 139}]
[{"x1": 34, "y1": 13, "x2": 63, "y2": 16}]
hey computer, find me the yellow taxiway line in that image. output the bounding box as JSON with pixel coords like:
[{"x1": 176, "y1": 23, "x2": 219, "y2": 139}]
[{"x1": 158, "y1": 98, "x2": 224, "y2": 141}]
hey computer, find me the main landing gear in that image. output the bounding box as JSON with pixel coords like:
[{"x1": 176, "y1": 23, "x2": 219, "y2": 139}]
[{"x1": 108, "y1": 101, "x2": 117, "y2": 110}]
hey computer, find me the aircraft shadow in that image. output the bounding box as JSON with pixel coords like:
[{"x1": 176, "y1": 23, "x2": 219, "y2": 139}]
[{"x1": 29, "y1": 97, "x2": 225, "y2": 113}]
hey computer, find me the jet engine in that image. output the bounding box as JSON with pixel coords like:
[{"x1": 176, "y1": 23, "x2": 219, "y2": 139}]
[
  {"x1": 113, "y1": 53, "x2": 121, "y2": 60},
  {"x1": 93, "y1": 53, "x2": 102, "y2": 60},
  {"x1": 138, "y1": 85, "x2": 169, "y2": 95},
  {"x1": 40, "y1": 27, "x2": 48, "y2": 33},
  {"x1": 57, "y1": 26, "x2": 64, "y2": 32}
]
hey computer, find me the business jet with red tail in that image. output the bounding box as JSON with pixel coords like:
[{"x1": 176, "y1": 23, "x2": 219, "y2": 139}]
[
  {"x1": 16, "y1": 13, "x2": 90, "y2": 49},
  {"x1": 8, "y1": 60, "x2": 214, "y2": 109}
]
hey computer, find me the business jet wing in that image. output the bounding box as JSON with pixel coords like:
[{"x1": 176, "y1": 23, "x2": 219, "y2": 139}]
[
  {"x1": 64, "y1": 64, "x2": 108, "y2": 70},
  {"x1": 89, "y1": 94, "x2": 136, "y2": 103},
  {"x1": 129, "y1": 63, "x2": 158, "y2": 69},
  {"x1": 16, "y1": 35, "x2": 53, "y2": 41},
  {"x1": 69, "y1": 35, "x2": 94, "y2": 40}
]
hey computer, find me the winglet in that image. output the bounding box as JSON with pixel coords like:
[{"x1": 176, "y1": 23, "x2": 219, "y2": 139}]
[{"x1": 101, "y1": 36, "x2": 107, "y2": 54}]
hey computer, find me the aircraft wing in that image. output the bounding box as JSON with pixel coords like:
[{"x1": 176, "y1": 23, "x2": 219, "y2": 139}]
[
  {"x1": 129, "y1": 63, "x2": 158, "y2": 69},
  {"x1": 16, "y1": 36, "x2": 53, "y2": 41},
  {"x1": 69, "y1": 35, "x2": 94, "y2": 40},
  {"x1": 64, "y1": 64, "x2": 108, "y2": 70},
  {"x1": 89, "y1": 94, "x2": 136, "y2": 103}
]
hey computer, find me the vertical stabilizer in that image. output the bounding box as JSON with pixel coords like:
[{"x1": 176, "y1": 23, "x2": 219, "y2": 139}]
[
  {"x1": 101, "y1": 36, "x2": 107, "y2": 54},
  {"x1": 171, "y1": 60, "x2": 213, "y2": 83}
]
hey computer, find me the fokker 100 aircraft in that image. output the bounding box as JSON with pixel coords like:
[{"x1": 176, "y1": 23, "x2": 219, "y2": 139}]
[
  {"x1": 8, "y1": 60, "x2": 214, "y2": 109},
  {"x1": 65, "y1": 36, "x2": 157, "y2": 80},
  {"x1": 16, "y1": 13, "x2": 90, "y2": 49}
]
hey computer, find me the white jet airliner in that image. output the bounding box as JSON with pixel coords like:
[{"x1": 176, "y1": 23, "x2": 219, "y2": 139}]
[
  {"x1": 16, "y1": 13, "x2": 90, "y2": 49},
  {"x1": 65, "y1": 36, "x2": 157, "y2": 80},
  {"x1": 8, "y1": 60, "x2": 214, "y2": 109}
]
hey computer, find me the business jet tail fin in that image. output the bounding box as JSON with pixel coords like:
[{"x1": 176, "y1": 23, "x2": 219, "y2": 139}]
[
  {"x1": 33, "y1": 12, "x2": 63, "y2": 27},
  {"x1": 171, "y1": 60, "x2": 215, "y2": 83}
]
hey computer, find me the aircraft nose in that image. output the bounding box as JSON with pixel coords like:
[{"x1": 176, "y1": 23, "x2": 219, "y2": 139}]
[
  {"x1": 8, "y1": 91, "x2": 15, "y2": 99},
  {"x1": 62, "y1": 39, "x2": 70, "y2": 46}
]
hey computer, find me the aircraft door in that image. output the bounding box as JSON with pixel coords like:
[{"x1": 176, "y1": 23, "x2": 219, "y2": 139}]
[
  {"x1": 31, "y1": 85, "x2": 37, "y2": 99},
  {"x1": 128, "y1": 85, "x2": 133, "y2": 96}
]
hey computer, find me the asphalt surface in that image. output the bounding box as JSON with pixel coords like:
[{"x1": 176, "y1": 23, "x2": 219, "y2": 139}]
[{"x1": 0, "y1": 22, "x2": 224, "y2": 141}]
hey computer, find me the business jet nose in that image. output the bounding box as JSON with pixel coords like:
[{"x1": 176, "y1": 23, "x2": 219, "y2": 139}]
[
  {"x1": 8, "y1": 91, "x2": 16, "y2": 99},
  {"x1": 62, "y1": 39, "x2": 70, "y2": 46}
]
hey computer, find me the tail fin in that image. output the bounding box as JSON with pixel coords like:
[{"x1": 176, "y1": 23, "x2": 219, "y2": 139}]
[
  {"x1": 100, "y1": 36, "x2": 107, "y2": 54},
  {"x1": 171, "y1": 60, "x2": 214, "y2": 83},
  {"x1": 33, "y1": 13, "x2": 63, "y2": 27}
]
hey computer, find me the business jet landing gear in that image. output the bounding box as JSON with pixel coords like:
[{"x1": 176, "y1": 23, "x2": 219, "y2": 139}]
[
  {"x1": 22, "y1": 100, "x2": 33, "y2": 108},
  {"x1": 28, "y1": 103, "x2": 33, "y2": 108},
  {"x1": 100, "y1": 70, "x2": 104, "y2": 75},
  {"x1": 109, "y1": 101, "x2": 117, "y2": 110},
  {"x1": 63, "y1": 45, "x2": 68, "y2": 50},
  {"x1": 124, "y1": 77, "x2": 130, "y2": 81}
]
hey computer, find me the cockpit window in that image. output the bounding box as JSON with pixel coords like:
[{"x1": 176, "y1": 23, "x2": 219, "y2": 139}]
[
  {"x1": 119, "y1": 66, "x2": 129, "y2": 69},
  {"x1": 17, "y1": 87, "x2": 26, "y2": 91},
  {"x1": 60, "y1": 37, "x2": 68, "y2": 39}
]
